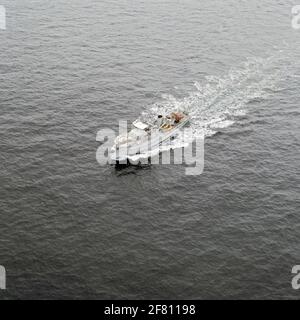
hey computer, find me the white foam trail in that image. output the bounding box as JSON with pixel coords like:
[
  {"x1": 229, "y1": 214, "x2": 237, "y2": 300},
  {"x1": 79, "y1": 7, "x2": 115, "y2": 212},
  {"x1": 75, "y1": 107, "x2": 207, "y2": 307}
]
[
  {"x1": 210, "y1": 120, "x2": 236, "y2": 130},
  {"x1": 135, "y1": 55, "x2": 283, "y2": 160}
]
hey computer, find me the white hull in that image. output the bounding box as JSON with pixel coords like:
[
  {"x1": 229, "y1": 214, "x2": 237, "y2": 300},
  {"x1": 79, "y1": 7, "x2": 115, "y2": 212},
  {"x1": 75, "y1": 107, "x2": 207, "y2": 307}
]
[{"x1": 111, "y1": 115, "x2": 190, "y2": 162}]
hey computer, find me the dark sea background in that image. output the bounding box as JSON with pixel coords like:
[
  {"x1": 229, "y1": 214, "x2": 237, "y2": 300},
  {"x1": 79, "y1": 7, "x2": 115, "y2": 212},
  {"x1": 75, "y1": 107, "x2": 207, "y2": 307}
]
[{"x1": 0, "y1": 0, "x2": 299, "y2": 299}]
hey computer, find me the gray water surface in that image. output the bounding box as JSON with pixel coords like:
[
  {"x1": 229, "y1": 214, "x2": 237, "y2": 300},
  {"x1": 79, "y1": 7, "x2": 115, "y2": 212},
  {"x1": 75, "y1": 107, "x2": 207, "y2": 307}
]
[{"x1": 0, "y1": 0, "x2": 299, "y2": 299}]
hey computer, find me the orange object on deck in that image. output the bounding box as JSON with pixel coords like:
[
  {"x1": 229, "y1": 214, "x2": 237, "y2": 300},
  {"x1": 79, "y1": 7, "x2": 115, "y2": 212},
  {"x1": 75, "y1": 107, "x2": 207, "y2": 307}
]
[{"x1": 171, "y1": 112, "x2": 184, "y2": 123}]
